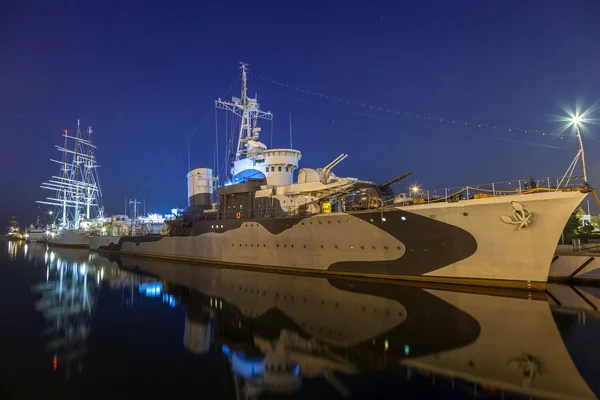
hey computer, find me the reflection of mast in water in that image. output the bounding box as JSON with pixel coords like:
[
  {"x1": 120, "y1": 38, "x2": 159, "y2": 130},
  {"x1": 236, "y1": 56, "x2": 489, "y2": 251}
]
[
  {"x1": 7, "y1": 240, "x2": 20, "y2": 260},
  {"x1": 31, "y1": 252, "x2": 100, "y2": 378}
]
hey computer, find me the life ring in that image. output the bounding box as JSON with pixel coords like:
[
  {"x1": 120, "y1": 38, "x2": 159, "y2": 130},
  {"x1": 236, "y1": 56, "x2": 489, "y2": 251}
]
[{"x1": 236, "y1": 212, "x2": 241, "y2": 219}]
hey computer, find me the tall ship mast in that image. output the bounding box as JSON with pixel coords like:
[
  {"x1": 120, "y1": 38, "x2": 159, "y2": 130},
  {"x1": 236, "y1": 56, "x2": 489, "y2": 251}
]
[
  {"x1": 37, "y1": 120, "x2": 104, "y2": 247},
  {"x1": 90, "y1": 64, "x2": 593, "y2": 290}
]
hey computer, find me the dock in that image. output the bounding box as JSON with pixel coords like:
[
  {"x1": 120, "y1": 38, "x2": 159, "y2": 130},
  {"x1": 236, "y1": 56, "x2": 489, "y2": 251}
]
[{"x1": 549, "y1": 250, "x2": 600, "y2": 286}]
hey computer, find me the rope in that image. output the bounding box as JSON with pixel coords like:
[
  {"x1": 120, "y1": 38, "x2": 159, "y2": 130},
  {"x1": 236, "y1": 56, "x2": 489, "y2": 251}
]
[
  {"x1": 135, "y1": 76, "x2": 240, "y2": 197},
  {"x1": 257, "y1": 85, "x2": 570, "y2": 151}
]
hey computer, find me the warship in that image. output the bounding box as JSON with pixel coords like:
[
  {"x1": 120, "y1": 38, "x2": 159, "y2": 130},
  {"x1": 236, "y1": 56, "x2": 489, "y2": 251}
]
[
  {"x1": 90, "y1": 64, "x2": 592, "y2": 290},
  {"x1": 104, "y1": 254, "x2": 598, "y2": 400}
]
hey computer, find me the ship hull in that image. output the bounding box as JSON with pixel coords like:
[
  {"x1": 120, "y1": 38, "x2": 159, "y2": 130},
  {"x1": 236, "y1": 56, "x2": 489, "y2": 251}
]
[
  {"x1": 47, "y1": 229, "x2": 91, "y2": 249},
  {"x1": 26, "y1": 231, "x2": 46, "y2": 242},
  {"x1": 90, "y1": 191, "x2": 586, "y2": 289}
]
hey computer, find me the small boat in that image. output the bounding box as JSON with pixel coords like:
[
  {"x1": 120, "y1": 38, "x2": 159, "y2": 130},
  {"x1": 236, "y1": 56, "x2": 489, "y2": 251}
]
[{"x1": 25, "y1": 215, "x2": 47, "y2": 242}]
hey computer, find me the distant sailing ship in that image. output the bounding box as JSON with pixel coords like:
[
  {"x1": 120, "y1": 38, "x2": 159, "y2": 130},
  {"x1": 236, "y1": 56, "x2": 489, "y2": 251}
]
[
  {"x1": 91, "y1": 64, "x2": 592, "y2": 290},
  {"x1": 37, "y1": 119, "x2": 105, "y2": 248},
  {"x1": 6, "y1": 216, "x2": 23, "y2": 241}
]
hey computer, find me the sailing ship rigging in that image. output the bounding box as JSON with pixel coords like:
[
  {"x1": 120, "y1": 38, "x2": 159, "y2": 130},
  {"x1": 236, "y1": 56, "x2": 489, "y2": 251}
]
[{"x1": 37, "y1": 119, "x2": 104, "y2": 230}]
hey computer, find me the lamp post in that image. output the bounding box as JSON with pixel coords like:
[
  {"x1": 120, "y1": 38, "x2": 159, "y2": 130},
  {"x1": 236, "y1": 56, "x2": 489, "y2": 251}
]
[{"x1": 572, "y1": 116, "x2": 588, "y2": 185}]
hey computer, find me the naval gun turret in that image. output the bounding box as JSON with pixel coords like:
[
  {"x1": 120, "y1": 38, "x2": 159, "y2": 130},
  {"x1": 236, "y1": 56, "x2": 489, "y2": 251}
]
[
  {"x1": 346, "y1": 171, "x2": 414, "y2": 210},
  {"x1": 378, "y1": 171, "x2": 413, "y2": 197}
]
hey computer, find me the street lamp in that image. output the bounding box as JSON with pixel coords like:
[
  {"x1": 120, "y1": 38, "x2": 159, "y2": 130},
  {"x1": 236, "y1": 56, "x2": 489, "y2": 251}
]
[{"x1": 570, "y1": 114, "x2": 588, "y2": 185}]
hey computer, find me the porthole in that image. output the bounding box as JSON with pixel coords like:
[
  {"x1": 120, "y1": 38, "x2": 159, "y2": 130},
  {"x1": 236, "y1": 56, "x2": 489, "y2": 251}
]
[
  {"x1": 372, "y1": 246, "x2": 376, "y2": 250},
  {"x1": 397, "y1": 246, "x2": 401, "y2": 250},
  {"x1": 334, "y1": 245, "x2": 338, "y2": 249},
  {"x1": 384, "y1": 246, "x2": 388, "y2": 250},
  {"x1": 327, "y1": 221, "x2": 331, "y2": 224},
  {"x1": 361, "y1": 246, "x2": 364, "y2": 249},
  {"x1": 303, "y1": 245, "x2": 306, "y2": 248},
  {"x1": 320, "y1": 245, "x2": 324, "y2": 248},
  {"x1": 463, "y1": 212, "x2": 469, "y2": 216}
]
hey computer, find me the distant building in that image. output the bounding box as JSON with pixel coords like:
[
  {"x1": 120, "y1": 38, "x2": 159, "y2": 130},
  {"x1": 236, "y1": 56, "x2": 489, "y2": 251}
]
[{"x1": 581, "y1": 213, "x2": 600, "y2": 232}]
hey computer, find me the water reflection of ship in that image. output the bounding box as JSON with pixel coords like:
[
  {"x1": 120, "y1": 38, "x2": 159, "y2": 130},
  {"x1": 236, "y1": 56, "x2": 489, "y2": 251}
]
[
  {"x1": 30, "y1": 247, "x2": 105, "y2": 378},
  {"x1": 104, "y1": 255, "x2": 598, "y2": 400}
]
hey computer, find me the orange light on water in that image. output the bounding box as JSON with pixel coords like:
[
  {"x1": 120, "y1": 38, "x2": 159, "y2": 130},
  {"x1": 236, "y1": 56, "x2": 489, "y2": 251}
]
[{"x1": 52, "y1": 356, "x2": 57, "y2": 371}]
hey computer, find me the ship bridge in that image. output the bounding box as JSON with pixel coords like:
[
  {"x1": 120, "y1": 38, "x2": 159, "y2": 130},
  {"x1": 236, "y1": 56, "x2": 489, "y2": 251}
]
[{"x1": 231, "y1": 147, "x2": 302, "y2": 187}]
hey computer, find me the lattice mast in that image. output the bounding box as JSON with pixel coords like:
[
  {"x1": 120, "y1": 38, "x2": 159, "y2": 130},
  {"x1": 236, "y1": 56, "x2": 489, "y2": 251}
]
[{"x1": 215, "y1": 63, "x2": 273, "y2": 171}]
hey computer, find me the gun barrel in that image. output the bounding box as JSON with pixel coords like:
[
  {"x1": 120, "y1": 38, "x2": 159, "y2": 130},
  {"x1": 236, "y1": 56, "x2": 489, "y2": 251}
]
[
  {"x1": 323, "y1": 153, "x2": 348, "y2": 172},
  {"x1": 379, "y1": 171, "x2": 413, "y2": 189}
]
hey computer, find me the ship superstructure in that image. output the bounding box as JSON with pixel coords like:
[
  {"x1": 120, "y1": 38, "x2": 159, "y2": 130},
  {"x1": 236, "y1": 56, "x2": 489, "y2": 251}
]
[
  {"x1": 25, "y1": 215, "x2": 47, "y2": 242},
  {"x1": 91, "y1": 64, "x2": 592, "y2": 290}
]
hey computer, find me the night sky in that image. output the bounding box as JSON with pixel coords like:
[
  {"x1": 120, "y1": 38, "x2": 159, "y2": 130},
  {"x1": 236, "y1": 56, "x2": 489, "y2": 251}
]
[{"x1": 1, "y1": 0, "x2": 599, "y2": 227}]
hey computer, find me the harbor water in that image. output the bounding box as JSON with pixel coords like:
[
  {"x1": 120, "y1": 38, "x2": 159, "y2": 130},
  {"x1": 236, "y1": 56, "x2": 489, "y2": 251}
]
[{"x1": 2, "y1": 239, "x2": 600, "y2": 399}]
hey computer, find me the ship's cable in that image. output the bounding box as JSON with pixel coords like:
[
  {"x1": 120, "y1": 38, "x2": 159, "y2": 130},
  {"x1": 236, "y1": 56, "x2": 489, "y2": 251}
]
[
  {"x1": 136, "y1": 107, "x2": 215, "y2": 197},
  {"x1": 135, "y1": 77, "x2": 240, "y2": 197},
  {"x1": 260, "y1": 87, "x2": 570, "y2": 151},
  {"x1": 248, "y1": 71, "x2": 565, "y2": 137}
]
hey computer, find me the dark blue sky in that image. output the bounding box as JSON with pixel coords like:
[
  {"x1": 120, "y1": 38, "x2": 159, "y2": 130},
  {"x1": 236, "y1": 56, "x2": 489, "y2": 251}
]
[{"x1": 1, "y1": 0, "x2": 599, "y2": 226}]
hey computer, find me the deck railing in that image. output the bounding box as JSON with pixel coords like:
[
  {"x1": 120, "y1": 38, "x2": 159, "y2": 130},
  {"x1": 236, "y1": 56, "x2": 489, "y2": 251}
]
[
  {"x1": 177, "y1": 176, "x2": 587, "y2": 225},
  {"x1": 394, "y1": 175, "x2": 586, "y2": 206}
]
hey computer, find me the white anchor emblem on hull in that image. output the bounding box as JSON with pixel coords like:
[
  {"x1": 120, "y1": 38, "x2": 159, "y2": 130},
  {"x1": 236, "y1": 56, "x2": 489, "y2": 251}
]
[{"x1": 501, "y1": 201, "x2": 532, "y2": 229}]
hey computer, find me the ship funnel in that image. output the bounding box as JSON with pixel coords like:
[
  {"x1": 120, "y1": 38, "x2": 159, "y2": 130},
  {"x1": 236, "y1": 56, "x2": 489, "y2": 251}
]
[
  {"x1": 184, "y1": 308, "x2": 215, "y2": 355},
  {"x1": 187, "y1": 167, "x2": 213, "y2": 211}
]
